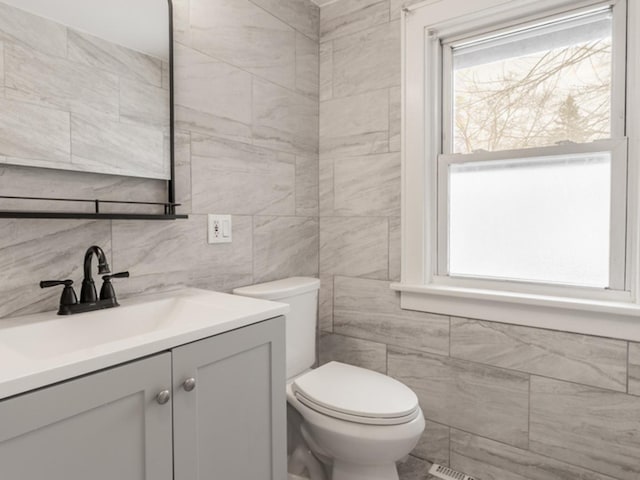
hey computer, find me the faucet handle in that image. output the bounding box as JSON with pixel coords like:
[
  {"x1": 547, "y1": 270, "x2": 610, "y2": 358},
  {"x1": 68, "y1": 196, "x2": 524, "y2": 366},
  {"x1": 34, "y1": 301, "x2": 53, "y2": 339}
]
[
  {"x1": 40, "y1": 279, "x2": 78, "y2": 314},
  {"x1": 100, "y1": 271, "x2": 129, "y2": 302},
  {"x1": 102, "y1": 272, "x2": 130, "y2": 281},
  {"x1": 40, "y1": 279, "x2": 74, "y2": 288}
]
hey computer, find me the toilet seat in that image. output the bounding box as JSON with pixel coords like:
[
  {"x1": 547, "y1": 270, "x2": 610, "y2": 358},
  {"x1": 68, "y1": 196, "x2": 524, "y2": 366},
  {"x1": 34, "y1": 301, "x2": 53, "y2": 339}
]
[{"x1": 292, "y1": 362, "x2": 420, "y2": 426}]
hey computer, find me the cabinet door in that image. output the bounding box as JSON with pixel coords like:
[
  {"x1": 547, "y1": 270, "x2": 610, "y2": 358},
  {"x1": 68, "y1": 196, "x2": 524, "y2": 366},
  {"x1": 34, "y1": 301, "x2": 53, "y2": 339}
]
[
  {"x1": 0, "y1": 353, "x2": 173, "y2": 480},
  {"x1": 173, "y1": 317, "x2": 286, "y2": 480}
]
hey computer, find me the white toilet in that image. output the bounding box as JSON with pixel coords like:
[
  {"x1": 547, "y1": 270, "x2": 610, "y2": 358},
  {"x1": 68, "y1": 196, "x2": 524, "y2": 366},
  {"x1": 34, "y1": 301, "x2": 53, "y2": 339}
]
[{"x1": 234, "y1": 277, "x2": 425, "y2": 480}]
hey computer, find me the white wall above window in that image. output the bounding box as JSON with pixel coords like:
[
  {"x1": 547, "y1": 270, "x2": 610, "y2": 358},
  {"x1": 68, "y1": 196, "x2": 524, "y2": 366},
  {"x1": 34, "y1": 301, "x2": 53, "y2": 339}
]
[{"x1": 394, "y1": 0, "x2": 640, "y2": 341}]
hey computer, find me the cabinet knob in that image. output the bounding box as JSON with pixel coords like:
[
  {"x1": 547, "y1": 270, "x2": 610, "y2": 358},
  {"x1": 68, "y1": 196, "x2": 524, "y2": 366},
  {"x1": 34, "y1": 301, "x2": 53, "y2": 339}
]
[
  {"x1": 183, "y1": 377, "x2": 196, "y2": 392},
  {"x1": 156, "y1": 389, "x2": 171, "y2": 405}
]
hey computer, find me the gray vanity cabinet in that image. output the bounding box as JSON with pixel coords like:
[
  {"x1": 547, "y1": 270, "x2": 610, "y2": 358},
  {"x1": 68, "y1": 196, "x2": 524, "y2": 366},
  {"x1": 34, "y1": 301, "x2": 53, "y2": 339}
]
[
  {"x1": 172, "y1": 316, "x2": 287, "y2": 480},
  {"x1": 0, "y1": 317, "x2": 285, "y2": 480},
  {"x1": 0, "y1": 352, "x2": 173, "y2": 480}
]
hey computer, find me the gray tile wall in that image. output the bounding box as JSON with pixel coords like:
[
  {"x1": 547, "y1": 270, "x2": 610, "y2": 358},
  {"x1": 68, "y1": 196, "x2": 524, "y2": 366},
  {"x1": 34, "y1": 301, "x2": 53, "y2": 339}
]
[
  {"x1": 0, "y1": 0, "x2": 319, "y2": 320},
  {"x1": 317, "y1": 2, "x2": 640, "y2": 479}
]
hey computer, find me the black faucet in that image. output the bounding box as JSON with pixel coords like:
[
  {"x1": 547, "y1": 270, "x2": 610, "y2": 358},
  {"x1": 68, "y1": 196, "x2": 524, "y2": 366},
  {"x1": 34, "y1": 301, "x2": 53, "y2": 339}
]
[
  {"x1": 40, "y1": 245, "x2": 129, "y2": 315},
  {"x1": 80, "y1": 245, "x2": 111, "y2": 303}
]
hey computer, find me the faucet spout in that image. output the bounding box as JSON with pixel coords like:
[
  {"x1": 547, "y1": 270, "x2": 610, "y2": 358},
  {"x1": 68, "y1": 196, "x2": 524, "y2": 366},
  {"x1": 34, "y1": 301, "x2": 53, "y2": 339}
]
[{"x1": 81, "y1": 245, "x2": 111, "y2": 303}]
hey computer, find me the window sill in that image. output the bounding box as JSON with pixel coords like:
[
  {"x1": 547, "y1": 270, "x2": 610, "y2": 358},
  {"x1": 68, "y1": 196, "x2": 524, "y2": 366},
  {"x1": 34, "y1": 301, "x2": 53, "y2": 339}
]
[{"x1": 390, "y1": 283, "x2": 640, "y2": 341}]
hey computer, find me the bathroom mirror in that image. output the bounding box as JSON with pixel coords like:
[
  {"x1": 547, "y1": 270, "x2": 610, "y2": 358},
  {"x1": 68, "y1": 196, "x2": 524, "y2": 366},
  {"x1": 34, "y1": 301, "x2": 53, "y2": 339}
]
[{"x1": 0, "y1": 0, "x2": 172, "y2": 181}]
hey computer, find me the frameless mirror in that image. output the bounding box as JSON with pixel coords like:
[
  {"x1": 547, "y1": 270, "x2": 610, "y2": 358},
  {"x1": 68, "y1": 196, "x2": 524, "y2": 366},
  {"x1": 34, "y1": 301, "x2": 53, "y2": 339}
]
[{"x1": 0, "y1": 0, "x2": 171, "y2": 180}]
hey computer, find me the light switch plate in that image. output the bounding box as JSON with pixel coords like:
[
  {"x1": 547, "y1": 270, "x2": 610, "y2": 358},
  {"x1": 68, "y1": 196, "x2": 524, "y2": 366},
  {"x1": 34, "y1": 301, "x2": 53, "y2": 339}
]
[{"x1": 208, "y1": 214, "x2": 232, "y2": 244}]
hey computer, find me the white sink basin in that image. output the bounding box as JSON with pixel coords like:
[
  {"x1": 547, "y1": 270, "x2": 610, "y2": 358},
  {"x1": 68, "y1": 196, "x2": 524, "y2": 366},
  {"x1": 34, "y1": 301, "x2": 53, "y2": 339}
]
[
  {"x1": 0, "y1": 288, "x2": 288, "y2": 399},
  {"x1": 1, "y1": 297, "x2": 207, "y2": 359}
]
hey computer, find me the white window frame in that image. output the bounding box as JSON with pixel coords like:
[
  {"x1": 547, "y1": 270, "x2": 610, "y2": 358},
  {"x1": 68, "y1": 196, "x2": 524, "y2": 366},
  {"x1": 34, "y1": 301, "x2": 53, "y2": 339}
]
[{"x1": 394, "y1": 0, "x2": 640, "y2": 341}]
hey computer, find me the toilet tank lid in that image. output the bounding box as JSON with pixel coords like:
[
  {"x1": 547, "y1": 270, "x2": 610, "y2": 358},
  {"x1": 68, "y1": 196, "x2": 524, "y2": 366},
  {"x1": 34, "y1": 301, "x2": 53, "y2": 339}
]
[{"x1": 233, "y1": 277, "x2": 320, "y2": 300}]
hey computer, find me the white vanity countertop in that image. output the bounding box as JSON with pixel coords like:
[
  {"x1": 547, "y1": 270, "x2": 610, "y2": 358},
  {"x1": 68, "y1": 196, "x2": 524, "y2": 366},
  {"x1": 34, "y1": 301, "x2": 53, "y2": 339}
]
[{"x1": 0, "y1": 288, "x2": 289, "y2": 399}]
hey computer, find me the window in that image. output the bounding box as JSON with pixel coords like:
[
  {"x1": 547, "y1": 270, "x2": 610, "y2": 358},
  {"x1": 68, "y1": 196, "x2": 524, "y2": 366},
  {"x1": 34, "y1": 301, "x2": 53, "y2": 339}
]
[{"x1": 398, "y1": 0, "x2": 640, "y2": 336}]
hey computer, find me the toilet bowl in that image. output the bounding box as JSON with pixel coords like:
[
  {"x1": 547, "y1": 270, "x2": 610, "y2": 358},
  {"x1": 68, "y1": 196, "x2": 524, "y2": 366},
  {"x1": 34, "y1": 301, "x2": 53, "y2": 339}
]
[
  {"x1": 233, "y1": 278, "x2": 426, "y2": 480},
  {"x1": 288, "y1": 362, "x2": 425, "y2": 480}
]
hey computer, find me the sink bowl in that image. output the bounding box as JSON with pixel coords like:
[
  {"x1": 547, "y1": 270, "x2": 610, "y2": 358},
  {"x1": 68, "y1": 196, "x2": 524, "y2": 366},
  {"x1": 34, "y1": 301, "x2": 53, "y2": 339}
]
[
  {"x1": 0, "y1": 288, "x2": 289, "y2": 399},
  {"x1": 1, "y1": 296, "x2": 210, "y2": 360}
]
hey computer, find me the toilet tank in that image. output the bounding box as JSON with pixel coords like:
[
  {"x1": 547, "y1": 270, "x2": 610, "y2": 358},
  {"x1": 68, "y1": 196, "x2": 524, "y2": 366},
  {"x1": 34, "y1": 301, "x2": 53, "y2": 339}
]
[{"x1": 233, "y1": 277, "x2": 321, "y2": 380}]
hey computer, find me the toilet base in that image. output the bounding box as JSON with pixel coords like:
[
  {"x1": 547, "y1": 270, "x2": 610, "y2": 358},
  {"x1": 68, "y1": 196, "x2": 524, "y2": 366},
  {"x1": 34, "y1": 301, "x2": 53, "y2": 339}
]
[{"x1": 332, "y1": 461, "x2": 399, "y2": 480}]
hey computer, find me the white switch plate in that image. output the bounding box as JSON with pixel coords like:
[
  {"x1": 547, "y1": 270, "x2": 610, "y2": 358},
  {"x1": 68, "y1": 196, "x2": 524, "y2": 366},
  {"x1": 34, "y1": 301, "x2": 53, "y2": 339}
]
[{"x1": 208, "y1": 214, "x2": 232, "y2": 244}]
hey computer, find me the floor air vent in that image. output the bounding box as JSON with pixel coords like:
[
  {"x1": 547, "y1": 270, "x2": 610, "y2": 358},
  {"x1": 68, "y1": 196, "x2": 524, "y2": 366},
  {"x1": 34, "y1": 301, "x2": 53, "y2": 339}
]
[{"x1": 428, "y1": 464, "x2": 477, "y2": 480}]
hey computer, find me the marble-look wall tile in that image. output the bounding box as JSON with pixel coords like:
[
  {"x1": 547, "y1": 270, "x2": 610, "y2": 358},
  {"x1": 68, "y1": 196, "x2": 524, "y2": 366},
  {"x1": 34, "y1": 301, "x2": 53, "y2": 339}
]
[
  {"x1": 0, "y1": 219, "x2": 111, "y2": 318},
  {"x1": 451, "y1": 319, "x2": 628, "y2": 392},
  {"x1": 5, "y1": 43, "x2": 119, "y2": 118},
  {"x1": 319, "y1": 41, "x2": 333, "y2": 101},
  {"x1": 67, "y1": 30, "x2": 163, "y2": 88},
  {"x1": 320, "y1": 89, "x2": 389, "y2": 156},
  {"x1": 320, "y1": 217, "x2": 388, "y2": 279},
  {"x1": 162, "y1": 61, "x2": 170, "y2": 92},
  {"x1": 630, "y1": 342, "x2": 640, "y2": 395},
  {"x1": 389, "y1": 216, "x2": 401, "y2": 281},
  {"x1": 253, "y1": 216, "x2": 319, "y2": 283},
  {"x1": 321, "y1": 0, "x2": 389, "y2": 42},
  {"x1": 252, "y1": 77, "x2": 319, "y2": 156},
  {"x1": 191, "y1": 135, "x2": 295, "y2": 215},
  {"x1": 397, "y1": 455, "x2": 438, "y2": 480},
  {"x1": 450, "y1": 430, "x2": 619, "y2": 480},
  {"x1": 295, "y1": 154, "x2": 319, "y2": 216},
  {"x1": 319, "y1": 156, "x2": 334, "y2": 216},
  {"x1": 172, "y1": 0, "x2": 192, "y2": 45},
  {"x1": 249, "y1": 0, "x2": 320, "y2": 41},
  {"x1": 333, "y1": 152, "x2": 400, "y2": 216},
  {"x1": 71, "y1": 113, "x2": 165, "y2": 179},
  {"x1": 110, "y1": 219, "x2": 190, "y2": 297},
  {"x1": 0, "y1": 97, "x2": 70, "y2": 165},
  {"x1": 190, "y1": 0, "x2": 296, "y2": 90},
  {"x1": 174, "y1": 43, "x2": 252, "y2": 144},
  {"x1": 530, "y1": 376, "x2": 640, "y2": 480},
  {"x1": 0, "y1": 3, "x2": 67, "y2": 58},
  {"x1": 112, "y1": 215, "x2": 253, "y2": 297},
  {"x1": 0, "y1": 41, "x2": 4, "y2": 89},
  {"x1": 189, "y1": 215, "x2": 254, "y2": 292},
  {"x1": 119, "y1": 77, "x2": 170, "y2": 129},
  {"x1": 388, "y1": 347, "x2": 530, "y2": 447},
  {"x1": 296, "y1": 32, "x2": 319, "y2": 98},
  {"x1": 413, "y1": 420, "x2": 450, "y2": 466},
  {"x1": 389, "y1": 86, "x2": 401, "y2": 152},
  {"x1": 0, "y1": 0, "x2": 320, "y2": 326},
  {"x1": 174, "y1": 131, "x2": 192, "y2": 215},
  {"x1": 318, "y1": 274, "x2": 333, "y2": 332},
  {"x1": 319, "y1": 332, "x2": 387, "y2": 373},
  {"x1": 332, "y1": 21, "x2": 400, "y2": 98},
  {"x1": 333, "y1": 276, "x2": 450, "y2": 355}
]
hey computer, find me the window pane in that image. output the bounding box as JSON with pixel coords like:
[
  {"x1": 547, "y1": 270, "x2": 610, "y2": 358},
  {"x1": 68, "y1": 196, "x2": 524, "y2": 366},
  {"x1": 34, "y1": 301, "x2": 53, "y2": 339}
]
[
  {"x1": 451, "y1": 8, "x2": 612, "y2": 153},
  {"x1": 448, "y1": 152, "x2": 611, "y2": 287}
]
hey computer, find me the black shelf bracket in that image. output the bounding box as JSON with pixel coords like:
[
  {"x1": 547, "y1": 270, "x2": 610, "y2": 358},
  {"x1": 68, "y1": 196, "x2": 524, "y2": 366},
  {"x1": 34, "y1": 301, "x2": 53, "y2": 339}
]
[{"x1": 0, "y1": 196, "x2": 188, "y2": 220}]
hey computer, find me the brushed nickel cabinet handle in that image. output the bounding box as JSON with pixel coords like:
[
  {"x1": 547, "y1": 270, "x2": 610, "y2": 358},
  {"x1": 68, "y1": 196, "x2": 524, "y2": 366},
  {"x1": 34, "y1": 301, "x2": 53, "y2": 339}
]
[
  {"x1": 183, "y1": 378, "x2": 196, "y2": 392},
  {"x1": 156, "y1": 389, "x2": 171, "y2": 405}
]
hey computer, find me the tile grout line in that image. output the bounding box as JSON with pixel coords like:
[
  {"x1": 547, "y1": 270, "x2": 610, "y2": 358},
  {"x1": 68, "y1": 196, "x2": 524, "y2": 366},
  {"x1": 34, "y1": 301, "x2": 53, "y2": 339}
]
[
  {"x1": 320, "y1": 1, "x2": 391, "y2": 44},
  {"x1": 246, "y1": 0, "x2": 320, "y2": 44},
  {"x1": 174, "y1": 40, "x2": 318, "y2": 110},
  {"x1": 448, "y1": 424, "x2": 624, "y2": 480}
]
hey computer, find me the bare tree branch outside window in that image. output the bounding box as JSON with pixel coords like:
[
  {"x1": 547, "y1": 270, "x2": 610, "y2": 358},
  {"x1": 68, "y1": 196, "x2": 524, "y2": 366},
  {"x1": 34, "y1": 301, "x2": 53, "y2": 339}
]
[{"x1": 453, "y1": 40, "x2": 612, "y2": 154}]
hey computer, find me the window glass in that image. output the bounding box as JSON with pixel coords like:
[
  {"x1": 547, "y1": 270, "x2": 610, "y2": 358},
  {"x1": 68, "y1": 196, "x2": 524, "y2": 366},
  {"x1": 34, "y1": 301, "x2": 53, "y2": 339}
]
[
  {"x1": 452, "y1": 8, "x2": 612, "y2": 153},
  {"x1": 448, "y1": 152, "x2": 611, "y2": 287}
]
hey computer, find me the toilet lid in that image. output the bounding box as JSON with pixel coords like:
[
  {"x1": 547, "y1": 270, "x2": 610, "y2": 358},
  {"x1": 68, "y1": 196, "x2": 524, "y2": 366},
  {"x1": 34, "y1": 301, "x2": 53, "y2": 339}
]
[{"x1": 292, "y1": 362, "x2": 420, "y2": 425}]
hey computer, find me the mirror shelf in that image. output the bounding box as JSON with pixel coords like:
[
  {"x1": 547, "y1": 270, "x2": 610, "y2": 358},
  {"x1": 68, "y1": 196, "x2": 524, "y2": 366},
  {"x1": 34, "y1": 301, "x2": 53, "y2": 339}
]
[
  {"x1": 0, "y1": 195, "x2": 187, "y2": 220},
  {"x1": 0, "y1": 0, "x2": 183, "y2": 220}
]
